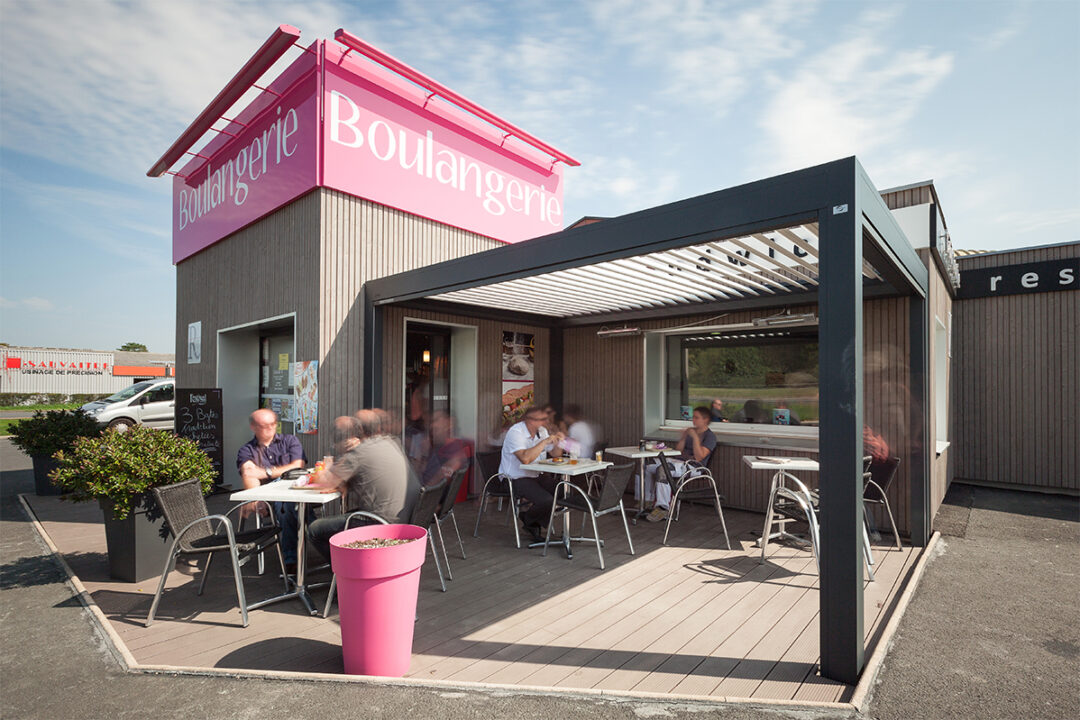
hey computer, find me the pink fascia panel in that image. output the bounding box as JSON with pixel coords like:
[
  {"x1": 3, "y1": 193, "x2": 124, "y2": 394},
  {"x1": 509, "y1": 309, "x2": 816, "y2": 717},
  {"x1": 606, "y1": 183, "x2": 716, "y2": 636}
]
[
  {"x1": 320, "y1": 44, "x2": 565, "y2": 244},
  {"x1": 171, "y1": 47, "x2": 320, "y2": 263}
]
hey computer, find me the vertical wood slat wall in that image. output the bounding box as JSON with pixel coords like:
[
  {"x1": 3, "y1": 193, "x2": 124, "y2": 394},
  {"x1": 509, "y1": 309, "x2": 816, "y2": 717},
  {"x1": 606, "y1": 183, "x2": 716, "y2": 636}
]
[
  {"x1": 563, "y1": 299, "x2": 918, "y2": 534},
  {"x1": 175, "y1": 190, "x2": 322, "y2": 458},
  {"x1": 953, "y1": 244, "x2": 1080, "y2": 491},
  {"x1": 317, "y1": 189, "x2": 502, "y2": 453}
]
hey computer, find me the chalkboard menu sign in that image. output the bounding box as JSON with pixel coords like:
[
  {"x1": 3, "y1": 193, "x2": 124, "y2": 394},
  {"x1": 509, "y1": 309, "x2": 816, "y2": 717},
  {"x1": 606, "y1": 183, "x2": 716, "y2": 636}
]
[{"x1": 175, "y1": 388, "x2": 224, "y2": 486}]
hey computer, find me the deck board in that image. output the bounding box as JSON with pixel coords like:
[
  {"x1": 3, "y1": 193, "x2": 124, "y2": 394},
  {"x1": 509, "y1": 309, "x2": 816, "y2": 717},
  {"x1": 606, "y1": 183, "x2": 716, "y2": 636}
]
[{"x1": 24, "y1": 491, "x2": 919, "y2": 703}]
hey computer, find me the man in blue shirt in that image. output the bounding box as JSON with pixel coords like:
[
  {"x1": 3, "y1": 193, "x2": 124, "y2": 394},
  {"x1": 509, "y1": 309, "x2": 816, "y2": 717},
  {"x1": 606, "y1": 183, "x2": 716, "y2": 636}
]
[{"x1": 237, "y1": 408, "x2": 306, "y2": 569}]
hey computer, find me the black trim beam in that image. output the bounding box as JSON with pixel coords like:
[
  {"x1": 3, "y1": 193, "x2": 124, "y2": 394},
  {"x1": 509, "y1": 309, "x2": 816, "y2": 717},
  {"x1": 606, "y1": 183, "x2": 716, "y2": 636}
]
[
  {"x1": 362, "y1": 288, "x2": 381, "y2": 409},
  {"x1": 856, "y1": 161, "x2": 929, "y2": 298},
  {"x1": 817, "y1": 158, "x2": 865, "y2": 685},
  {"x1": 366, "y1": 159, "x2": 860, "y2": 306},
  {"x1": 391, "y1": 298, "x2": 558, "y2": 328}
]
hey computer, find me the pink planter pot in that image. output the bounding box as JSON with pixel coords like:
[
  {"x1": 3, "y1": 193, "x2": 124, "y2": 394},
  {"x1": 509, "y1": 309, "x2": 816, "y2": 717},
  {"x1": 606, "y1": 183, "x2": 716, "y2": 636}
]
[{"x1": 329, "y1": 523, "x2": 428, "y2": 677}]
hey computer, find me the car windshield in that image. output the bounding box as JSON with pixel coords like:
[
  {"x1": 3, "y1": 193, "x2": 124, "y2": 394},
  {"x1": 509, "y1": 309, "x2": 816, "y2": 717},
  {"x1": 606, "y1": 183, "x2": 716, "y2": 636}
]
[{"x1": 103, "y1": 381, "x2": 155, "y2": 403}]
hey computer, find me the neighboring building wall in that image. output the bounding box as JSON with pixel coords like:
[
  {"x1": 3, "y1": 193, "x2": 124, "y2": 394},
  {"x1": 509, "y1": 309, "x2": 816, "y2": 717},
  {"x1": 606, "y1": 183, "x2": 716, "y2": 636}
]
[
  {"x1": 317, "y1": 190, "x2": 502, "y2": 435},
  {"x1": 952, "y1": 244, "x2": 1080, "y2": 492},
  {"x1": 563, "y1": 298, "x2": 920, "y2": 535},
  {"x1": 1, "y1": 346, "x2": 174, "y2": 394}
]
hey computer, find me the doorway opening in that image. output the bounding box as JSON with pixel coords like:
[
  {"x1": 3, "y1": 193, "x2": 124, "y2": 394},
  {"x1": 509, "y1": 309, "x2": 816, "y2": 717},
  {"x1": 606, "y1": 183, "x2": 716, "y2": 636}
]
[{"x1": 402, "y1": 320, "x2": 478, "y2": 496}]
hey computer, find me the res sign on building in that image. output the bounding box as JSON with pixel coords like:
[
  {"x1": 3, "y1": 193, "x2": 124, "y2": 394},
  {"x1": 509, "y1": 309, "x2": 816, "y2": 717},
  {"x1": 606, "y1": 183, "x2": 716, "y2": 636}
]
[{"x1": 171, "y1": 40, "x2": 566, "y2": 263}]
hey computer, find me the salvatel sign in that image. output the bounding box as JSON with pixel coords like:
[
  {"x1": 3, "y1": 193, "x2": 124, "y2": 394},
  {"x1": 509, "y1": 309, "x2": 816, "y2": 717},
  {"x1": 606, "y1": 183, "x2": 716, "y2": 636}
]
[
  {"x1": 4, "y1": 356, "x2": 109, "y2": 375},
  {"x1": 958, "y1": 257, "x2": 1078, "y2": 299},
  {"x1": 171, "y1": 39, "x2": 565, "y2": 263}
]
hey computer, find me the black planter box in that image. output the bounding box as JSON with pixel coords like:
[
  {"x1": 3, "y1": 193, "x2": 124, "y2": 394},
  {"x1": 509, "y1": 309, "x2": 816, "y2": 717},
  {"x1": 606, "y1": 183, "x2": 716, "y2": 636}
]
[
  {"x1": 100, "y1": 499, "x2": 172, "y2": 583},
  {"x1": 31, "y1": 455, "x2": 62, "y2": 496}
]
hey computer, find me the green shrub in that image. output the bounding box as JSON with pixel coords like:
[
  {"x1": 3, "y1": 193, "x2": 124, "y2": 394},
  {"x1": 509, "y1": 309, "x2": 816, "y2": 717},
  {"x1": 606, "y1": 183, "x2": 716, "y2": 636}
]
[
  {"x1": 51, "y1": 425, "x2": 215, "y2": 520},
  {"x1": 8, "y1": 409, "x2": 103, "y2": 456}
]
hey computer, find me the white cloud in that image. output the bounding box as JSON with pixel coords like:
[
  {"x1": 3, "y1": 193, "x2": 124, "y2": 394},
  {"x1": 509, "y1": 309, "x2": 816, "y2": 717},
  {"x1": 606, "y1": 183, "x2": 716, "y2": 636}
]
[
  {"x1": 16, "y1": 297, "x2": 54, "y2": 311},
  {"x1": 589, "y1": 0, "x2": 816, "y2": 115},
  {"x1": 0, "y1": 297, "x2": 16, "y2": 308},
  {"x1": 754, "y1": 8, "x2": 953, "y2": 176}
]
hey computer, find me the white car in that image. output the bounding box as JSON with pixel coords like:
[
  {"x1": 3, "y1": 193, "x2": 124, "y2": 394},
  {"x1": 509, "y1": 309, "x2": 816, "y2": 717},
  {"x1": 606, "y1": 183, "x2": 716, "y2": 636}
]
[{"x1": 81, "y1": 379, "x2": 175, "y2": 431}]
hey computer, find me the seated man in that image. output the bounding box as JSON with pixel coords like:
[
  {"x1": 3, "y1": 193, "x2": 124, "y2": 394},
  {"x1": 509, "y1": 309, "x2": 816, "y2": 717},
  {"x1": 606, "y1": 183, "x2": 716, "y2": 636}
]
[
  {"x1": 642, "y1": 405, "x2": 717, "y2": 522},
  {"x1": 562, "y1": 404, "x2": 595, "y2": 459},
  {"x1": 237, "y1": 408, "x2": 307, "y2": 569},
  {"x1": 499, "y1": 405, "x2": 564, "y2": 542},
  {"x1": 306, "y1": 413, "x2": 420, "y2": 562}
]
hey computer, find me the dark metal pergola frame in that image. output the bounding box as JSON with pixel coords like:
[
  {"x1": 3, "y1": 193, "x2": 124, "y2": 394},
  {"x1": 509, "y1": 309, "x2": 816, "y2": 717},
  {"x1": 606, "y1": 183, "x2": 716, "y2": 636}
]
[{"x1": 363, "y1": 156, "x2": 930, "y2": 684}]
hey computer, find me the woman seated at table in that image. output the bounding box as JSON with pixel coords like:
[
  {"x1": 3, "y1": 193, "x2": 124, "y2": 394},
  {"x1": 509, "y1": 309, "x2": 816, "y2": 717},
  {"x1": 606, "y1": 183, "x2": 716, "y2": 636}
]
[{"x1": 642, "y1": 405, "x2": 716, "y2": 522}]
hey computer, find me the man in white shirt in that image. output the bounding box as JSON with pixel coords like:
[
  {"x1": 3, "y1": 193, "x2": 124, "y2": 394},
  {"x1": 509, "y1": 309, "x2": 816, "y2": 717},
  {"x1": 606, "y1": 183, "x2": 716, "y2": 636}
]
[
  {"x1": 499, "y1": 405, "x2": 565, "y2": 540},
  {"x1": 562, "y1": 404, "x2": 596, "y2": 459}
]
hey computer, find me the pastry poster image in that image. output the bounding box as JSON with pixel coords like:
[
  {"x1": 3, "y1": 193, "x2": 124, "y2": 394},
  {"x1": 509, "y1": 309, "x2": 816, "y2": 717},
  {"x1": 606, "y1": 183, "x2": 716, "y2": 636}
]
[{"x1": 501, "y1": 331, "x2": 535, "y2": 425}]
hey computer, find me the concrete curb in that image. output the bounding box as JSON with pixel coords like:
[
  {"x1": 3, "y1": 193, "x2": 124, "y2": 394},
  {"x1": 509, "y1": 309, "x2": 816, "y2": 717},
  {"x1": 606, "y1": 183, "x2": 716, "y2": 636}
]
[
  {"x1": 848, "y1": 531, "x2": 941, "y2": 712},
  {"x1": 18, "y1": 491, "x2": 937, "y2": 715}
]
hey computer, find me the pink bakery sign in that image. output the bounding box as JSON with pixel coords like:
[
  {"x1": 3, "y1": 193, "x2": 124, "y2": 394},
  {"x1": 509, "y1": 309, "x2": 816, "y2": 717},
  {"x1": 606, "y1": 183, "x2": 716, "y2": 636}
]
[{"x1": 170, "y1": 31, "x2": 572, "y2": 263}]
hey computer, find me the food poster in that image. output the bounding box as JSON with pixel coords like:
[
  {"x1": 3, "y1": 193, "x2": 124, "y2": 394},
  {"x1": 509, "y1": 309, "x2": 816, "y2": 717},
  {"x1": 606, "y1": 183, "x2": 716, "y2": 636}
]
[
  {"x1": 294, "y1": 360, "x2": 318, "y2": 434},
  {"x1": 501, "y1": 331, "x2": 535, "y2": 426}
]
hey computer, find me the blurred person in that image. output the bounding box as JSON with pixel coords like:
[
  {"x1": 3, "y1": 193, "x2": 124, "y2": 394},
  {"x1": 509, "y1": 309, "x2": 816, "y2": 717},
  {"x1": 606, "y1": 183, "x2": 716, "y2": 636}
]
[
  {"x1": 561, "y1": 404, "x2": 596, "y2": 459},
  {"x1": 733, "y1": 399, "x2": 767, "y2": 423},
  {"x1": 421, "y1": 410, "x2": 471, "y2": 487},
  {"x1": 306, "y1": 413, "x2": 419, "y2": 562}
]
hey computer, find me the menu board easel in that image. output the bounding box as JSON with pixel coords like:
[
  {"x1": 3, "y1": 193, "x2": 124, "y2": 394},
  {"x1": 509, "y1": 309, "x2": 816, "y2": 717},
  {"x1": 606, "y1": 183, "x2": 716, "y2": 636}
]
[{"x1": 175, "y1": 388, "x2": 225, "y2": 488}]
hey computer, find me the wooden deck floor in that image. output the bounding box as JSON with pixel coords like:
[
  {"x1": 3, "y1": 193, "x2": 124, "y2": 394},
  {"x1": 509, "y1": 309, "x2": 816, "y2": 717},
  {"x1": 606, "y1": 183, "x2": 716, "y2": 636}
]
[{"x1": 25, "y1": 492, "x2": 920, "y2": 703}]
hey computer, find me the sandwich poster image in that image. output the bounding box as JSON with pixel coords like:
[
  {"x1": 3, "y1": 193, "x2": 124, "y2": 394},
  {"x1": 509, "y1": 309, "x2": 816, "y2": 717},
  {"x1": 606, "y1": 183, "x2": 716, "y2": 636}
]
[{"x1": 502, "y1": 331, "x2": 535, "y2": 425}]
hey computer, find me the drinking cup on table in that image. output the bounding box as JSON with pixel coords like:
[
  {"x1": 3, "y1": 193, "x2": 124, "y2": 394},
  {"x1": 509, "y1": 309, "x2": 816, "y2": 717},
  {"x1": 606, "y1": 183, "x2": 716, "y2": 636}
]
[{"x1": 595, "y1": 451, "x2": 603, "y2": 462}]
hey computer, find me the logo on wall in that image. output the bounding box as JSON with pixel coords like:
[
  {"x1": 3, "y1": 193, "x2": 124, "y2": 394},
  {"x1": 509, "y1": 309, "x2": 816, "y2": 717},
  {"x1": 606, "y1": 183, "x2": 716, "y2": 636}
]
[
  {"x1": 187, "y1": 321, "x2": 201, "y2": 364},
  {"x1": 958, "y1": 258, "x2": 1078, "y2": 299},
  {"x1": 501, "y1": 331, "x2": 535, "y2": 427}
]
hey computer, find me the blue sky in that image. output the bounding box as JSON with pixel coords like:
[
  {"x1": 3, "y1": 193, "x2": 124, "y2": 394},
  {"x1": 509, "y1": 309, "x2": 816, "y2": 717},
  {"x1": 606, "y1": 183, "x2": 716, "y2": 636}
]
[{"x1": 1, "y1": 0, "x2": 1077, "y2": 353}]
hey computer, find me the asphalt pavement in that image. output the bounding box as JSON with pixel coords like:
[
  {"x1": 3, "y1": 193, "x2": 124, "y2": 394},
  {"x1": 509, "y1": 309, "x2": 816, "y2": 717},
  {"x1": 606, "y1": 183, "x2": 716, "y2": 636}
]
[{"x1": 1, "y1": 437, "x2": 1077, "y2": 719}]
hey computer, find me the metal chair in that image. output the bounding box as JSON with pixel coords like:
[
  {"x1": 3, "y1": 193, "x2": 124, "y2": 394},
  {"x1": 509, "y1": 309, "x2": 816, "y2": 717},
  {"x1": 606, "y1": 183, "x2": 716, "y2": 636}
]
[
  {"x1": 864, "y1": 456, "x2": 903, "y2": 550},
  {"x1": 409, "y1": 478, "x2": 451, "y2": 592},
  {"x1": 433, "y1": 466, "x2": 469, "y2": 579},
  {"x1": 145, "y1": 479, "x2": 288, "y2": 628},
  {"x1": 542, "y1": 462, "x2": 636, "y2": 570},
  {"x1": 656, "y1": 455, "x2": 732, "y2": 550},
  {"x1": 321, "y1": 510, "x2": 390, "y2": 618},
  {"x1": 472, "y1": 450, "x2": 523, "y2": 548},
  {"x1": 760, "y1": 457, "x2": 877, "y2": 581}
]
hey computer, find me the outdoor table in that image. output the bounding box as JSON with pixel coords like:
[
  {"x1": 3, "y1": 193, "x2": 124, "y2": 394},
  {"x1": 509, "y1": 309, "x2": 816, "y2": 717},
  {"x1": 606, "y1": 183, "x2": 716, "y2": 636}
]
[
  {"x1": 742, "y1": 455, "x2": 820, "y2": 558},
  {"x1": 229, "y1": 479, "x2": 341, "y2": 616},
  {"x1": 606, "y1": 445, "x2": 681, "y2": 523},
  {"x1": 519, "y1": 458, "x2": 613, "y2": 559}
]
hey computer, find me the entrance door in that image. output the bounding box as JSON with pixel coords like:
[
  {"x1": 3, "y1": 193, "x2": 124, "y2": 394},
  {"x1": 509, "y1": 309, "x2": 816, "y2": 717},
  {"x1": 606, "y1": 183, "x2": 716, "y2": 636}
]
[{"x1": 404, "y1": 324, "x2": 452, "y2": 474}]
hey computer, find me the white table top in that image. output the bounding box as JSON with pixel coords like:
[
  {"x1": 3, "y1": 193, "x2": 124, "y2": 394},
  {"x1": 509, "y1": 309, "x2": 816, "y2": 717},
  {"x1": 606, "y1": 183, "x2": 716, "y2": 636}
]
[
  {"x1": 607, "y1": 446, "x2": 681, "y2": 459},
  {"x1": 520, "y1": 459, "x2": 612, "y2": 477},
  {"x1": 229, "y1": 479, "x2": 341, "y2": 505},
  {"x1": 742, "y1": 455, "x2": 820, "y2": 472}
]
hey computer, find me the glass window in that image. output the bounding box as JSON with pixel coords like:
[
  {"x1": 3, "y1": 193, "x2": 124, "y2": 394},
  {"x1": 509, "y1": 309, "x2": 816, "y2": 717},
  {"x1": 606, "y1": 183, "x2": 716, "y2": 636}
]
[
  {"x1": 664, "y1": 331, "x2": 819, "y2": 426},
  {"x1": 145, "y1": 384, "x2": 174, "y2": 403}
]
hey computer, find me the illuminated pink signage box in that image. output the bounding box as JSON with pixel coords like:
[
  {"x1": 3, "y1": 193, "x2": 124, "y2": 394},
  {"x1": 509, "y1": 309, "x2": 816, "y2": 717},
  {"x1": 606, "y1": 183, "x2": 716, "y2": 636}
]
[{"x1": 171, "y1": 36, "x2": 569, "y2": 263}]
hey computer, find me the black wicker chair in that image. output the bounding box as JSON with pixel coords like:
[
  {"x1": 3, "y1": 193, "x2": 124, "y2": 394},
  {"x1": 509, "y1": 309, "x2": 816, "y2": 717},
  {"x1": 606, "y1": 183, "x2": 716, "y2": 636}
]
[
  {"x1": 145, "y1": 479, "x2": 288, "y2": 628},
  {"x1": 542, "y1": 462, "x2": 636, "y2": 570}
]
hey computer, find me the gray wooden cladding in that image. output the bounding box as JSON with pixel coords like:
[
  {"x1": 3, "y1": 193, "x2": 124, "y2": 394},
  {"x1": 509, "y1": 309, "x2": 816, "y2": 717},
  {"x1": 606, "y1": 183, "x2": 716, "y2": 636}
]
[
  {"x1": 952, "y1": 243, "x2": 1079, "y2": 491},
  {"x1": 378, "y1": 306, "x2": 550, "y2": 451},
  {"x1": 317, "y1": 189, "x2": 501, "y2": 438}
]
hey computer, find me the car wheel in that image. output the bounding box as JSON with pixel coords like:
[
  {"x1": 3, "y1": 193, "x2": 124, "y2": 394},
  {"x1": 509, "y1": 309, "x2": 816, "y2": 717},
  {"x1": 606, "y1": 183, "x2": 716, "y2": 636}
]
[{"x1": 108, "y1": 417, "x2": 136, "y2": 432}]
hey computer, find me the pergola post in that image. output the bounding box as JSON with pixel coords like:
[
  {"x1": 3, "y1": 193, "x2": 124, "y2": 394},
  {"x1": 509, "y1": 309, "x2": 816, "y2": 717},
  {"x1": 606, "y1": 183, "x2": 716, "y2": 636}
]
[
  {"x1": 362, "y1": 289, "x2": 382, "y2": 409},
  {"x1": 817, "y1": 166, "x2": 865, "y2": 684},
  {"x1": 908, "y1": 293, "x2": 931, "y2": 546}
]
